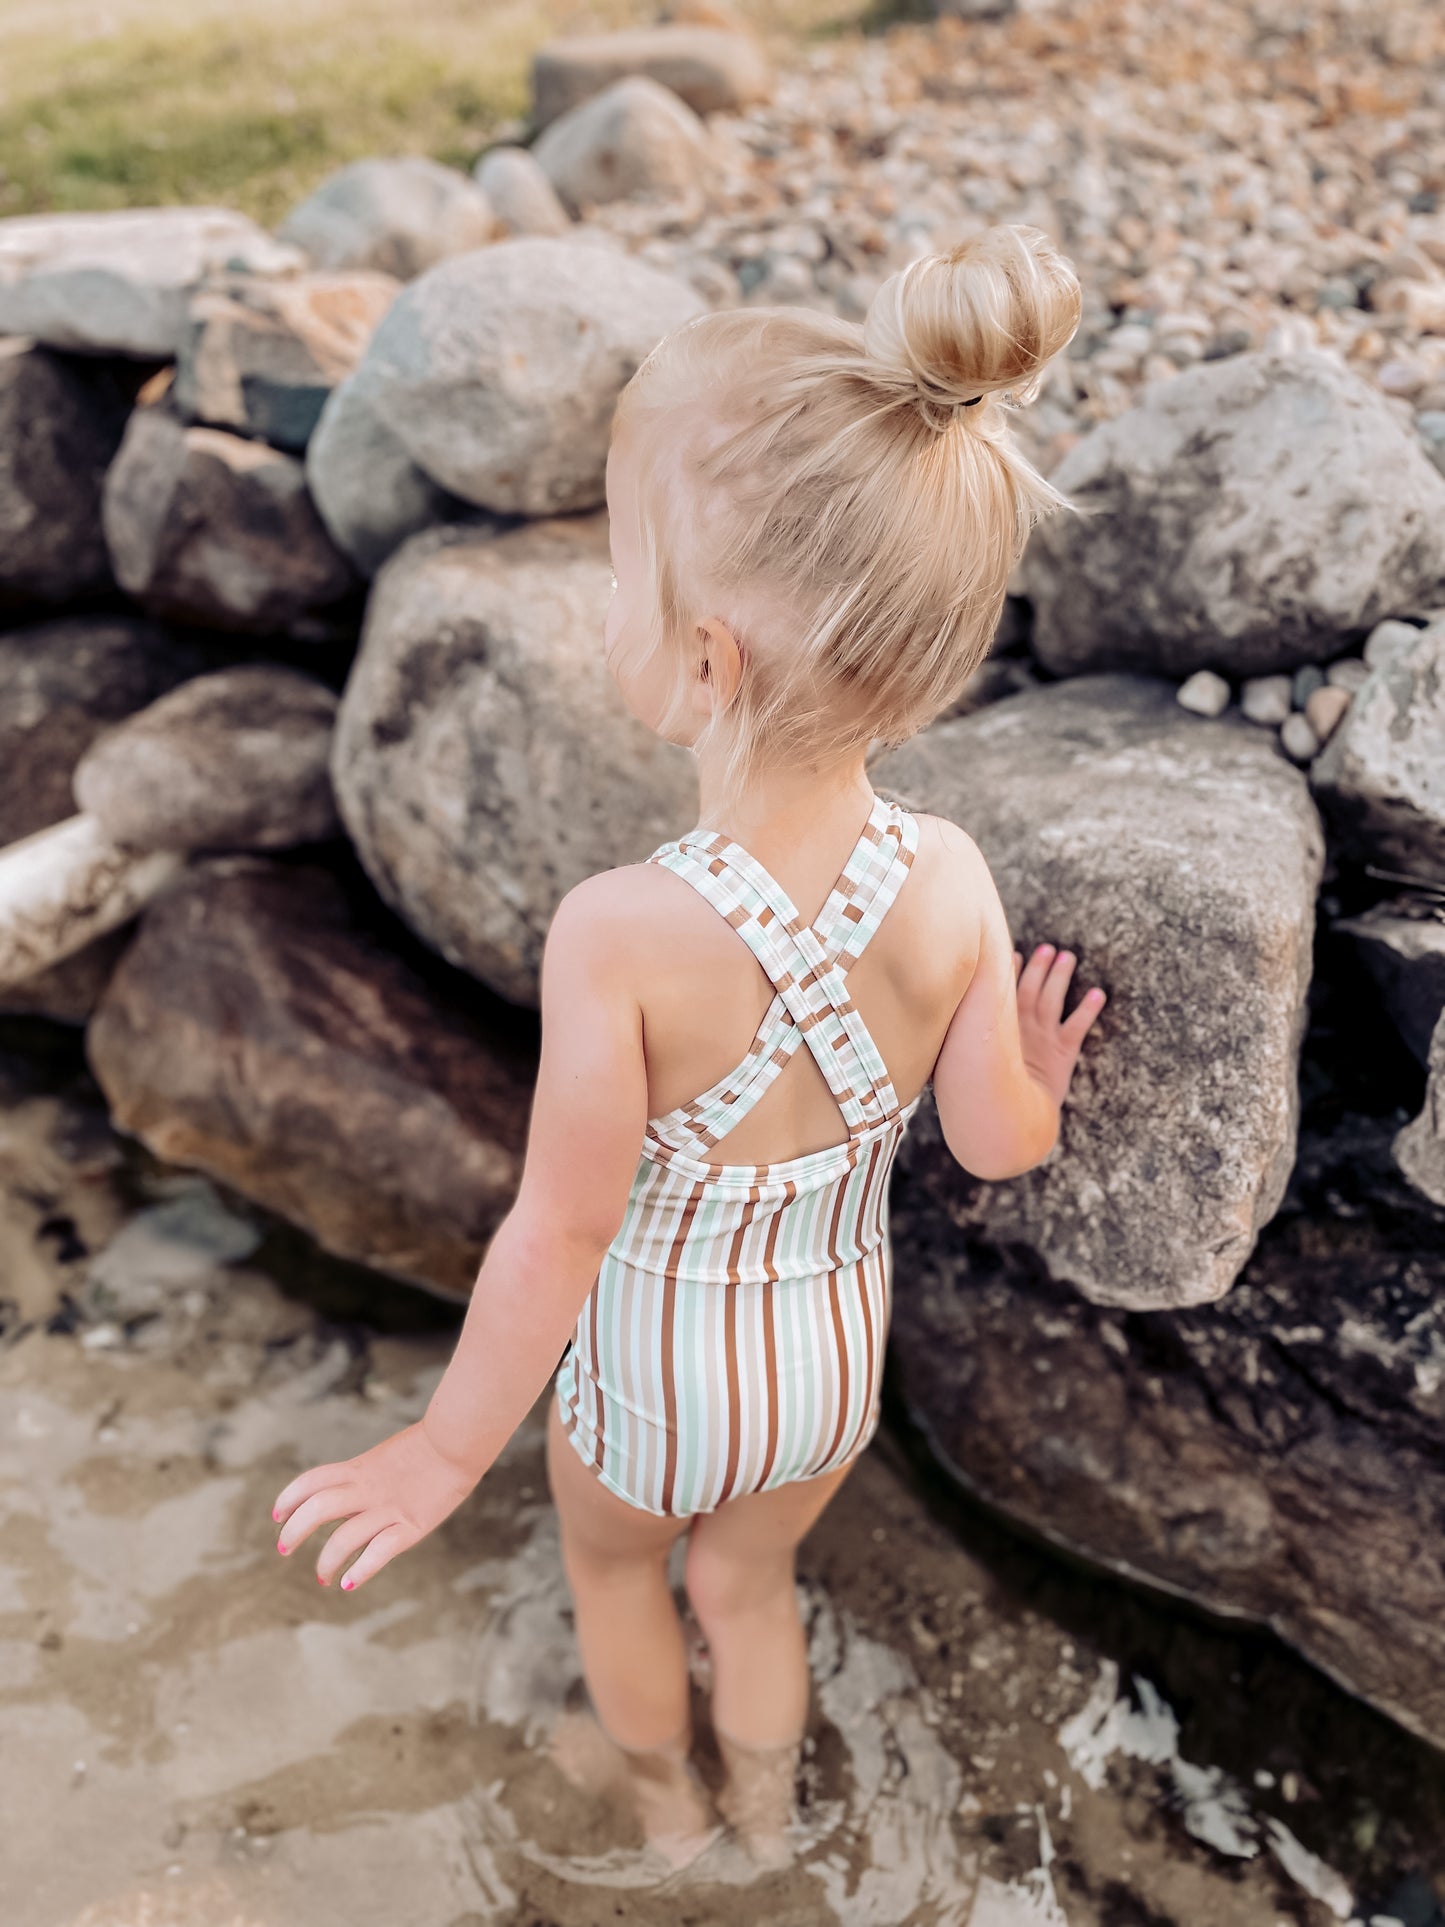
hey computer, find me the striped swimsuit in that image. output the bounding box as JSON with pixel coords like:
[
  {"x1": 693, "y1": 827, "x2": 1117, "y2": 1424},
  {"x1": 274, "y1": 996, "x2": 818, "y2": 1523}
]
[{"x1": 554, "y1": 788, "x2": 923, "y2": 1518}]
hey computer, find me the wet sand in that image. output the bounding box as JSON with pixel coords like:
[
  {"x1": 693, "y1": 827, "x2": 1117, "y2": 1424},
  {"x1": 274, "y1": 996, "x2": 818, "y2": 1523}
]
[{"x1": 2, "y1": 1026, "x2": 1443, "y2": 1927}]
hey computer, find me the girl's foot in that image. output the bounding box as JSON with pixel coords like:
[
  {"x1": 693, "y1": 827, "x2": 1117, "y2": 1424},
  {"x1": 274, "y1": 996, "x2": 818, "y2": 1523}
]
[
  {"x1": 714, "y1": 1726, "x2": 801, "y2": 1871},
  {"x1": 551, "y1": 1706, "x2": 722, "y2": 1872}
]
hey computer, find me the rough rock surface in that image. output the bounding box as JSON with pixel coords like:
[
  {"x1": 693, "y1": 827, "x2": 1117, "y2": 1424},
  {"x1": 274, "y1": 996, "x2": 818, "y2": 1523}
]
[
  {"x1": 534, "y1": 77, "x2": 711, "y2": 214},
  {"x1": 277, "y1": 158, "x2": 497, "y2": 281},
  {"x1": 0, "y1": 616, "x2": 204, "y2": 849},
  {"x1": 1395, "y1": 1011, "x2": 1445, "y2": 1206},
  {"x1": 874, "y1": 676, "x2": 1325, "y2": 1310},
  {"x1": 174, "y1": 269, "x2": 400, "y2": 452},
  {"x1": 473, "y1": 145, "x2": 571, "y2": 237},
  {"x1": 73, "y1": 665, "x2": 340, "y2": 855},
  {"x1": 0, "y1": 207, "x2": 302, "y2": 356},
  {"x1": 1019, "y1": 348, "x2": 1445, "y2": 678},
  {"x1": 0, "y1": 342, "x2": 135, "y2": 610},
  {"x1": 1336, "y1": 899, "x2": 1445, "y2": 1065},
  {"x1": 359, "y1": 237, "x2": 706, "y2": 515},
  {"x1": 304, "y1": 357, "x2": 473, "y2": 576},
  {"x1": 85, "y1": 858, "x2": 535, "y2": 1296},
  {"x1": 331, "y1": 517, "x2": 697, "y2": 1004},
  {"x1": 532, "y1": 25, "x2": 772, "y2": 126},
  {"x1": 888, "y1": 1099, "x2": 1445, "y2": 1754},
  {"x1": 1310, "y1": 619, "x2": 1445, "y2": 881},
  {"x1": 102, "y1": 407, "x2": 357, "y2": 636}
]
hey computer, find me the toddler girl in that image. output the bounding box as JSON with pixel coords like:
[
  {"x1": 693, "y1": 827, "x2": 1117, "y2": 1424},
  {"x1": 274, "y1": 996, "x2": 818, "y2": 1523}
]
[{"x1": 271, "y1": 222, "x2": 1106, "y2": 1872}]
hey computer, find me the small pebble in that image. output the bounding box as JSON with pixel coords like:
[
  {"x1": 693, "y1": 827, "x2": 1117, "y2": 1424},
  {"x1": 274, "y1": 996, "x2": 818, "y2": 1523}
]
[
  {"x1": 1291, "y1": 663, "x2": 1325, "y2": 707},
  {"x1": 1280, "y1": 713, "x2": 1320, "y2": 763},
  {"x1": 1363, "y1": 618, "x2": 1419, "y2": 669},
  {"x1": 1305, "y1": 684, "x2": 1351, "y2": 742},
  {"x1": 1176, "y1": 668, "x2": 1231, "y2": 717},
  {"x1": 1324, "y1": 656, "x2": 1368, "y2": 693},
  {"x1": 1240, "y1": 674, "x2": 1292, "y2": 725}
]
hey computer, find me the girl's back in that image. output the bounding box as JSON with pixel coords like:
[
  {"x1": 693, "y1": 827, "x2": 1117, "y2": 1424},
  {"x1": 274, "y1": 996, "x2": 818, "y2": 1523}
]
[{"x1": 626, "y1": 795, "x2": 974, "y2": 1171}]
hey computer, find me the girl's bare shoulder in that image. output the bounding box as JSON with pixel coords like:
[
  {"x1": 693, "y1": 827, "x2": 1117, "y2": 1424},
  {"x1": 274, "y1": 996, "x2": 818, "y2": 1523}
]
[
  {"x1": 906, "y1": 809, "x2": 991, "y2": 904},
  {"x1": 547, "y1": 860, "x2": 713, "y2": 966}
]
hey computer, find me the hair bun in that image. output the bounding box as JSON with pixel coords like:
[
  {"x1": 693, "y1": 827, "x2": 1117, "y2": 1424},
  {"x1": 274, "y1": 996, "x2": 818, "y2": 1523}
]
[{"x1": 863, "y1": 225, "x2": 1082, "y2": 429}]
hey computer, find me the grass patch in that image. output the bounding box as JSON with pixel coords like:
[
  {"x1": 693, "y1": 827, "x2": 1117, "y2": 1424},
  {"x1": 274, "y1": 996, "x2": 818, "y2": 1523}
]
[{"x1": 0, "y1": 0, "x2": 888, "y2": 225}]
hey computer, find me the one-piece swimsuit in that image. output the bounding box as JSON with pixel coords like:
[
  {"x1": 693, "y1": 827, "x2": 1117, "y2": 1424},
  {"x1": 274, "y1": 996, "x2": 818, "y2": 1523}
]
[{"x1": 554, "y1": 788, "x2": 922, "y2": 1517}]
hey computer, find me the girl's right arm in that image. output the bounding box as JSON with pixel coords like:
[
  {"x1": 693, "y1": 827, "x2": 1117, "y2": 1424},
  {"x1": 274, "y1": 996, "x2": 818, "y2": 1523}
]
[{"x1": 929, "y1": 832, "x2": 1105, "y2": 1180}]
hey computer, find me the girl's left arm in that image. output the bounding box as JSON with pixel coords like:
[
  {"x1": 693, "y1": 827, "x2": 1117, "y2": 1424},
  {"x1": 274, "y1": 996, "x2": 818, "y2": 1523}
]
[{"x1": 270, "y1": 871, "x2": 649, "y2": 1590}]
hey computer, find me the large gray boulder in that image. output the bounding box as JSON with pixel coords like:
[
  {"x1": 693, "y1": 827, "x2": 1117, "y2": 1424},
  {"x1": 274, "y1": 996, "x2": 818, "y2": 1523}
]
[
  {"x1": 102, "y1": 408, "x2": 357, "y2": 636},
  {"x1": 0, "y1": 341, "x2": 135, "y2": 610},
  {"x1": 1022, "y1": 349, "x2": 1445, "y2": 679},
  {"x1": 0, "y1": 616, "x2": 204, "y2": 849},
  {"x1": 85, "y1": 858, "x2": 534, "y2": 1297},
  {"x1": 358, "y1": 237, "x2": 706, "y2": 516},
  {"x1": 873, "y1": 676, "x2": 1325, "y2": 1311},
  {"x1": 888, "y1": 1104, "x2": 1445, "y2": 1752},
  {"x1": 532, "y1": 24, "x2": 772, "y2": 126},
  {"x1": 73, "y1": 665, "x2": 340, "y2": 855},
  {"x1": 305, "y1": 356, "x2": 470, "y2": 576},
  {"x1": 1310, "y1": 618, "x2": 1445, "y2": 882},
  {"x1": 0, "y1": 207, "x2": 302, "y2": 356},
  {"x1": 174, "y1": 269, "x2": 400, "y2": 453},
  {"x1": 277, "y1": 158, "x2": 498, "y2": 281},
  {"x1": 331, "y1": 516, "x2": 696, "y2": 1004},
  {"x1": 533, "y1": 76, "x2": 711, "y2": 213},
  {"x1": 473, "y1": 145, "x2": 571, "y2": 237}
]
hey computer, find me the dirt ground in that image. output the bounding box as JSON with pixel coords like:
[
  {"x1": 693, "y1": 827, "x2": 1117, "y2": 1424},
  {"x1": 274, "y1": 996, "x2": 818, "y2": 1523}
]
[{"x1": 3, "y1": 1026, "x2": 1444, "y2": 1927}]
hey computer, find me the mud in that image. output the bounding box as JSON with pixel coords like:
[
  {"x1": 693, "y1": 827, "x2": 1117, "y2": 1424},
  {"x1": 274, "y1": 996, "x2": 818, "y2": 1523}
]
[{"x1": 2, "y1": 1023, "x2": 1443, "y2": 1927}]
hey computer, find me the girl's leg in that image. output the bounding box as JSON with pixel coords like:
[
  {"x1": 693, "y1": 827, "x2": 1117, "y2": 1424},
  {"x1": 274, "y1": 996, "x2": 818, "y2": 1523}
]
[
  {"x1": 544, "y1": 1399, "x2": 717, "y2": 1859},
  {"x1": 682, "y1": 1456, "x2": 859, "y2": 1864},
  {"x1": 683, "y1": 1457, "x2": 855, "y2": 1745}
]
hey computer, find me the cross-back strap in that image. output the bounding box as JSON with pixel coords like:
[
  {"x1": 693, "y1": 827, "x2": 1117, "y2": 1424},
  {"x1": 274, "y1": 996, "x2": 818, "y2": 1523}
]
[{"x1": 648, "y1": 794, "x2": 919, "y2": 1142}]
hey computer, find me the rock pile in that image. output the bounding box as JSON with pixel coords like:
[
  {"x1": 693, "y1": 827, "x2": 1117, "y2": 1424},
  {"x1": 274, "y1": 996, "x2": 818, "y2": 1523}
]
[{"x1": 1, "y1": 0, "x2": 1444, "y2": 1757}]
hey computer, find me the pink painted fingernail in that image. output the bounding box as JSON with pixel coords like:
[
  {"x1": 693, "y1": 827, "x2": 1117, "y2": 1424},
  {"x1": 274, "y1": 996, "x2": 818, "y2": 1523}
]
[
  {"x1": 272, "y1": 1508, "x2": 281, "y2": 1521},
  {"x1": 277, "y1": 1542, "x2": 289, "y2": 1555},
  {"x1": 316, "y1": 1573, "x2": 326, "y2": 1585},
  {"x1": 341, "y1": 1578, "x2": 354, "y2": 1590}
]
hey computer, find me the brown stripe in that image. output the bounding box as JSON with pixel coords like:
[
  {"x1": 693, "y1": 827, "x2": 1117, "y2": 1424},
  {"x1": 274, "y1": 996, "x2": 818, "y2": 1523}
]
[
  {"x1": 825, "y1": 1157, "x2": 851, "y2": 1270},
  {"x1": 726, "y1": 1183, "x2": 762, "y2": 1287},
  {"x1": 859, "y1": 1133, "x2": 886, "y2": 1243},
  {"x1": 821, "y1": 1268, "x2": 852, "y2": 1468},
  {"x1": 753, "y1": 1179, "x2": 796, "y2": 1489},
  {"x1": 855, "y1": 1255, "x2": 877, "y2": 1460},
  {"x1": 755, "y1": 1283, "x2": 779, "y2": 1490},
  {"x1": 659, "y1": 1180, "x2": 705, "y2": 1515}
]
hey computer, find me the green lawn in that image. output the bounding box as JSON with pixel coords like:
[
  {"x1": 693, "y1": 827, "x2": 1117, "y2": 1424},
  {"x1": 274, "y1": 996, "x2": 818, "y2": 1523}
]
[{"x1": 0, "y1": 0, "x2": 914, "y2": 226}]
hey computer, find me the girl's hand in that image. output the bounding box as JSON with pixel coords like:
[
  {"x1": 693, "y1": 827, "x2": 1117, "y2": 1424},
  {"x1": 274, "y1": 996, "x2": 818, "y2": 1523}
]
[
  {"x1": 270, "y1": 1420, "x2": 479, "y2": 1593},
  {"x1": 1012, "y1": 942, "x2": 1106, "y2": 1109}
]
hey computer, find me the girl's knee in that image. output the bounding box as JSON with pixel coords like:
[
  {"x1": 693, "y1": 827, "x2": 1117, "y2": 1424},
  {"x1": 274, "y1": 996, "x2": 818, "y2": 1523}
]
[{"x1": 684, "y1": 1529, "x2": 795, "y2": 1631}]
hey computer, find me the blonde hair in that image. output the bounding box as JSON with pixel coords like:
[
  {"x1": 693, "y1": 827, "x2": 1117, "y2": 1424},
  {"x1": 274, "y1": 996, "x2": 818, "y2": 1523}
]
[{"x1": 610, "y1": 223, "x2": 1083, "y2": 826}]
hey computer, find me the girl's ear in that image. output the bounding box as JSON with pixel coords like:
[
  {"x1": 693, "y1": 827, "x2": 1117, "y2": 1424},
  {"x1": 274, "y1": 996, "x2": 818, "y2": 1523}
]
[{"x1": 695, "y1": 618, "x2": 745, "y2": 712}]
